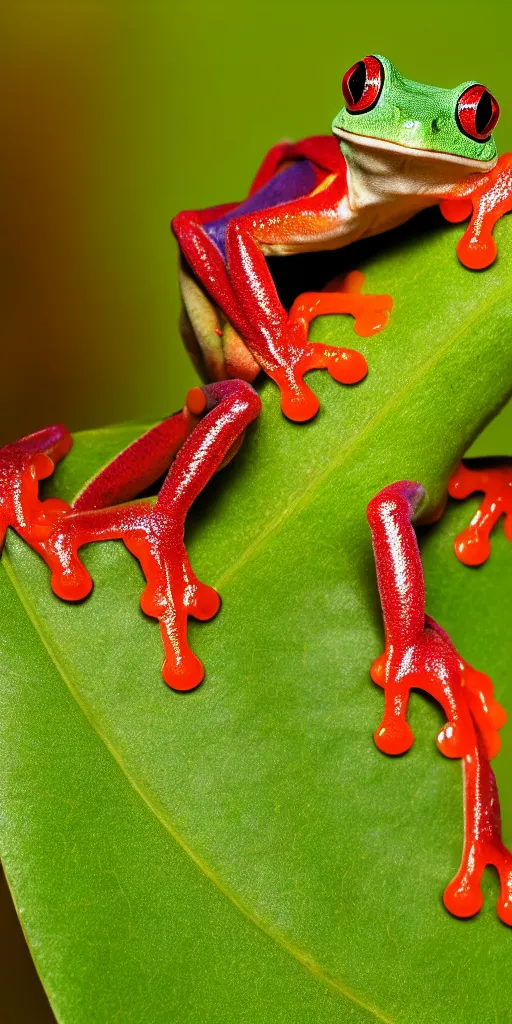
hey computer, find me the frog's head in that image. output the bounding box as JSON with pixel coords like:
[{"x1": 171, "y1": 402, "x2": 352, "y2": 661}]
[{"x1": 332, "y1": 56, "x2": 499, "y2": 170}]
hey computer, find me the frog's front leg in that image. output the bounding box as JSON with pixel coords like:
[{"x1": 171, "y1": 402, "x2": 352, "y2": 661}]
[
  {"x1": 440, "y1": 153, "x2": 512, "y2": 269},
  {"x1": 47, "y1": 380, "x2": 261, "y2": 691},
  {"x1": 448, "y1": 459, "x2": 512, "y2": 565},
  {"x1": 366, "y1": 481, "x2": 503, "y2": 759},
  {"x1": 174, "y1": 172, "x2": 386, "y2": 421},
  {"x1": 224, "y1": 182, "x2": 374, "y2": 421}
]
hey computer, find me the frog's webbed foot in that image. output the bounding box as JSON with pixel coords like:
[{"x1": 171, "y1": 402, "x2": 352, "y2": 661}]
[
  {"x1": 47, "y1": 503, "x2": 220, "y2": 690},
  {"x1": 459, "y1": 658, "x2": 507, "y2": 759},
  {"x1": 271, "y1": 271, "x2": 392, "y2": 422},
  {"x1": 270, "y1": 343, "x2": 368, "y2": 422},
  {"x1": 448, "y1": 460, "x2": 512, "y2": 565},
  {"x1": 127, "y1": 513, "x2": 221, "y2": 690},
  {"x1": 444, "y1": 727, "x2": 512, "y2": 926},
  {"x1": 0, "y1": 425, "x2": 72, "y2": 559},
  {"x1": 367, "y1": 480, "x2": 510, "y2": 923},
  {"x1": 366, "y1": 482, "x2": 505, "y2": 760},
  {"x1": 319, "y1": 270, "x2": 393, "y2": 337},
  {"x1": 266, "y1": 344, "x2": 368, "y2": 423},
  {"x1": 288, "y1": 269, "x2": 392, "y2": 344},
  {"x1": 46, "y1": 380, "x2": 261, "y2": 691},
  {"x1": 424, "y1": 616, "x2": 507, "y2": 759},
  {"x1": 370, "y1": 625, "x2": 475, "y2": 759},
  {"x1": 440, "y1": 153, "x2": 512, "y2": 270}
]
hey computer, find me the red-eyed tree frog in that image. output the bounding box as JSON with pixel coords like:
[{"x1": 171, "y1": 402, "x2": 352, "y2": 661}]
[
  {"x1": 1, "y1": 56, "x2": 511, "y2": 930},
  {"x1": 173, "y1": 55, "x2": 512, "y2": 421}
]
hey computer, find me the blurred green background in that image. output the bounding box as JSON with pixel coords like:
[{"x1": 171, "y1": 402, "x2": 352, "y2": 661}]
[
  {"x1": 2, "y1": 0, "x2": 512, "y2": 447},
  {"x1": 1, "y1": 0, "x2": 511, "y2": 1019}
]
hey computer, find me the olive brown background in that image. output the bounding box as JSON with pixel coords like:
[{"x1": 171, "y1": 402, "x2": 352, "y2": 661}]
[{"x1": 1, "y1": 1, "x2": 512, "y2": 1019}]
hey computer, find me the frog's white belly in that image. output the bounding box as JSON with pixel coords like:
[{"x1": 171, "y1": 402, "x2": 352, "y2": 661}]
[
  {"x1": 259, "y1": 192, "x2": 430, "y2": 257},
  {"x1": 261, "y1": 133, "x2": 490, "y2": 257}
]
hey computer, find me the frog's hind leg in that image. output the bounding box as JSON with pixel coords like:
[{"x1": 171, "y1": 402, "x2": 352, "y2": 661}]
[
  {"x1": 367, "y1": 481, "x2": 478, "y2": 760},
  {"x1": 367, "y1": 479, "x2": 511, "y2": 923},
  {"x1": 444, "y1": 724, "x2": 512, "y2": 925},
  {"x1": 174, "y1": 161, "x2": 320, "y2": 388},
  {"x1": 71, "y1": 392, "x2": 205, "y2": 513},
  {"x1": 178, "y1": 257, "x2": 230, "y2": 382},
  {"x1": 47, "y1": 380, "x2": 262, "y2": 691},
  {"x1": 179, "y1": 258, "x2": 260, "y2": 385}
]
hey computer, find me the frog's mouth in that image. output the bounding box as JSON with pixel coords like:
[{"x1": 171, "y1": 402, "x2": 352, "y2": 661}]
[{"x1": 333, "y1": 126, "x2": 497, "y2": 172}]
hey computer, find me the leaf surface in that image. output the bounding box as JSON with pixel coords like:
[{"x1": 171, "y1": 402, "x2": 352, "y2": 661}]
[{"x1": 1, "y1": 211, "x2": 512, "y2": 1023}]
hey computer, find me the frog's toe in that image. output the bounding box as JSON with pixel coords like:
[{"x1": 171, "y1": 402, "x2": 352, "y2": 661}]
[
  {"x1": 161, "y1": 646, "x2": 205, "y2": 692},
  {"x1": 436, "y1": 720, "x2": 468, "y2": 759},
  {"x1": 308, "y1": 343, "x2": 368, "y2": 385},
  {"x1": 51, "y1": 563, "x2": 93, "y2": 602},
  {"x1": 353, "y1": 308, "x2": 390, "y2": 337},
  {"x1": 370, "y1": 652, "x2": 386, "y2": 687},
  {"x1": 457, "y1": 234, "x2": 497, "y2": 271},
  {"x1": 191, "y1": 583, "x2": 221, "y2": 621},
  {"x1": 374, "y1": 718, "x2": 414, "y2": 756},
  {"x1": 497, "y1": 876, "x2": 512, "y2": 927},
  {"x1": 328, "y1": 348, "x2": 368, "y2": 384},
  {"x1": 454, "y1": 527, "x2": 491, "y2": 566},
  {"x1": 443, "y1": 878, "x2": 484, "y2": 920},
  {"x1": 440, "y1": 197, "x2": 473, "y2": 224},
  {"x1": 276, "y1": 374, "x2": 320, "y2": 422}
]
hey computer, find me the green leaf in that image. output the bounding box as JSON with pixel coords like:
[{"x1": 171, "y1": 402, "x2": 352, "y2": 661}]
[{"x1": 1, "y1": 210, "x2": 512, "y2": 1023}]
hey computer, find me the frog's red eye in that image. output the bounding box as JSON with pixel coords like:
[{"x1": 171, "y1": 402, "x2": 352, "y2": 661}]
[
  {"x1": 342, "y1": 56, "x2": 384, "y2": 114},
  {"x1": 456, "y1": 85, "x2": 500, "y2": 142}
]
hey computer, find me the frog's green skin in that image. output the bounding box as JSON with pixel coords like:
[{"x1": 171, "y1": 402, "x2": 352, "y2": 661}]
[
  {"x1": 333, "y1": 55, "x2": 497, "y2": 163},
  {"x1": 331, "y1": 56, "x2": 498, "y2": 242}
]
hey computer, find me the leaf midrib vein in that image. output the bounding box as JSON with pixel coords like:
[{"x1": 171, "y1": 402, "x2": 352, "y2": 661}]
[
  {"x1": 2, "y1": 553, "x2": 393, "y2": 1024},
  {"x1": 5, "y1": 272, "x2": 511, "y2": 1024}
]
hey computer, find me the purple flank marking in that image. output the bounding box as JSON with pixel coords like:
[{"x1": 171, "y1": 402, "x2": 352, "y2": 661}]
[{"x1": 204, "y1": 160, "x2": 317, "y2": 260}]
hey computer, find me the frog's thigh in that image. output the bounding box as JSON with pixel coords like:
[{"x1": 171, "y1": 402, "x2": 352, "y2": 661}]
[
  {"x1": 178, "y1": 259, "x2": 258, "y2": 383},
  {"x1": 178, "y1": 258, "x2": 226, "y2": 381}
]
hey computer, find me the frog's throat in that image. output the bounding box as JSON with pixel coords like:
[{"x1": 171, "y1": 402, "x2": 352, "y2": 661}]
[{"x1": 334, "y1": 127, "x2": 497, "y2": 213}]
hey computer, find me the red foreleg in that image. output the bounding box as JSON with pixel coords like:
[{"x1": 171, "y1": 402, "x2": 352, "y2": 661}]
[{"x1": 440, "y1": 153, "x2": 512, "y2": 270}]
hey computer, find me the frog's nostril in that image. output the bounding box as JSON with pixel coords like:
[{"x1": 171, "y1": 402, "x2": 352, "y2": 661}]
[{"x1": 432, "y1": 118, "x2": 442, "y2": 133}]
